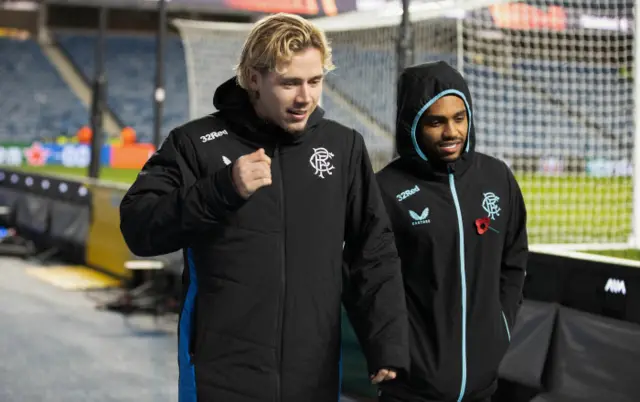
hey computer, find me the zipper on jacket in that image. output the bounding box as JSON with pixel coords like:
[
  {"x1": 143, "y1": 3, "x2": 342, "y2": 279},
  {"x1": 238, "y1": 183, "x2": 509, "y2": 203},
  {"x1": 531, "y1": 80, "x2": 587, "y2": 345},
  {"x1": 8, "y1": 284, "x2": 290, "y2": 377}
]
[
  {"x1": 448, "y1": 166, "x2": 468, "y2": 402},
  {"x1": 275, "y1": 145, "x2": 286, "y2": 402}
]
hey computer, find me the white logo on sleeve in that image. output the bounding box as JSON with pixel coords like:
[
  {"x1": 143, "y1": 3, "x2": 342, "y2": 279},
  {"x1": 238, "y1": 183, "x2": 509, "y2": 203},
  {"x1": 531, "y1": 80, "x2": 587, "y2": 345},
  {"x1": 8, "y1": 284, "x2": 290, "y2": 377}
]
[
  {"x1": 200, "y1": 130, "x2": 228, "y2": 143},
  {"x1": 222, "y1": 155, "x2": 232, "y2": 166},
  {"x1": 309, "y1": 147, "x2": 335, "y2": 179}
]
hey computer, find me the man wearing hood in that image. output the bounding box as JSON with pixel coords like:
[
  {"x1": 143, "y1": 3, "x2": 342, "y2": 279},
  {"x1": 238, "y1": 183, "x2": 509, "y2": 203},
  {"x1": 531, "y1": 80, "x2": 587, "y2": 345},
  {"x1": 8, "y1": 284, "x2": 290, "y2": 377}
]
[
  {"x1": 119, "y1": 12, "x2": 408, "y2": 402},
  {"x1": 376, "y1": 61, "x2": 528, "y2": 402}
]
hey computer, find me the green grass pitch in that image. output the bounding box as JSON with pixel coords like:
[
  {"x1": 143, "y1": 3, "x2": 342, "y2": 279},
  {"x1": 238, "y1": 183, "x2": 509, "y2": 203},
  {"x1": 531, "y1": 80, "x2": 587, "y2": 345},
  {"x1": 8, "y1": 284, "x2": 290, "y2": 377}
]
[{"x1": 4, "y1": 164, "x2": 638, "y2": 260}]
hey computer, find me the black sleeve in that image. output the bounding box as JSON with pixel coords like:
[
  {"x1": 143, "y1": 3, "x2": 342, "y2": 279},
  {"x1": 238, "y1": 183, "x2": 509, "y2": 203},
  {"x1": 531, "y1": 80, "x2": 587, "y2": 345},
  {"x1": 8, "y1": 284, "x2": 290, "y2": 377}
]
[
  {"x1": 342, "y1": 132, "x2": 409, "y2": 375},
  {"x1": 500, "y1": 167, "x2": 528, "y2": 328},
  {"x1": 119, "y1": 128, "x2": 246, "y2": 257}
]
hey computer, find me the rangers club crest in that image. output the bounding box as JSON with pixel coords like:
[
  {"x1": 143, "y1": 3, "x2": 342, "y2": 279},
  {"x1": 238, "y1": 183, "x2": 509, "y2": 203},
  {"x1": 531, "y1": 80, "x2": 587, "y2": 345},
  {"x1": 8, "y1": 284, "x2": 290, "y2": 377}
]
[{"x1": 309, "y1": 147, "x2": 335, "y2": 179}]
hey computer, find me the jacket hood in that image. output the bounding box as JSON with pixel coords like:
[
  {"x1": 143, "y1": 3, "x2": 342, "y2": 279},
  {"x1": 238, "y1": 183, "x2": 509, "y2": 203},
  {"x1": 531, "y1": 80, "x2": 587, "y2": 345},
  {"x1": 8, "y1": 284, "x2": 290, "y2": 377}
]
[
  {"x1": 213, "y1": 76, "x2": 251, "y2": 111},
  {"x1": 213, "y1": 77, "x2": 325, "y2": 145},
  {"x1": 396, "y1": 61, "x2": 475, "y2": 175}
]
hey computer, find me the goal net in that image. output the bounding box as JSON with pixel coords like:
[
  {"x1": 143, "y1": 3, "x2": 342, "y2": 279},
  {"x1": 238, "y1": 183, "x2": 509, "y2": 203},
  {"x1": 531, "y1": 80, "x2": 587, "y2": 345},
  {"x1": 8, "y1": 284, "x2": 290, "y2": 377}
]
[{"x1": 173, "y1": 0, "x2": 636, "y2": 248}]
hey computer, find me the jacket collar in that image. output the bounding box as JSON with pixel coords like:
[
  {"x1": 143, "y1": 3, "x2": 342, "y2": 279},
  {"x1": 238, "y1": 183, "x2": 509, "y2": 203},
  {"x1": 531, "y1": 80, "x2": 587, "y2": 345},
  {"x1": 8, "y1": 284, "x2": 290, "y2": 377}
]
[{"x1": 212, "y1": 77, "x2": 325, "y2": 148}]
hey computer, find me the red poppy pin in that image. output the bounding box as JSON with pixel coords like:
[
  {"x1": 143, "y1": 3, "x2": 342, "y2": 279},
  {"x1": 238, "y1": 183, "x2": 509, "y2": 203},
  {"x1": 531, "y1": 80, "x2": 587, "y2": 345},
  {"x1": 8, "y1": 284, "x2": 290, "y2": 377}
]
[{"x1": 475, "y1": 216, "x2": 499, "y2": 235}]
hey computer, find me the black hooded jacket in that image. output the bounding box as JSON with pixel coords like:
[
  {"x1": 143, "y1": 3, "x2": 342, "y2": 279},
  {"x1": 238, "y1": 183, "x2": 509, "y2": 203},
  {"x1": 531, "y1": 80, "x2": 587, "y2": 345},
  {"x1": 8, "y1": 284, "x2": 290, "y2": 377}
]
[
  {"x1": 376, "y1": 62, "x2": 528, "y2": 401},
  {"x1": 119, "y1": 77, "x2": 409, "y2": 402}
]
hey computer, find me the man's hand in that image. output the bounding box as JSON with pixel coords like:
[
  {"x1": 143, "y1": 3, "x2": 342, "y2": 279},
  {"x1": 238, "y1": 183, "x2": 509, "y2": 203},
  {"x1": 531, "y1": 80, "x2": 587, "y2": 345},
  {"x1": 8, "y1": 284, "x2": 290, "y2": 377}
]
[
  {"x1": 231, "y1": 148, "x2": 272, "y2": 199},
  {"x1": 370, "y1": 368, "x2": 397, "y2": 384}
]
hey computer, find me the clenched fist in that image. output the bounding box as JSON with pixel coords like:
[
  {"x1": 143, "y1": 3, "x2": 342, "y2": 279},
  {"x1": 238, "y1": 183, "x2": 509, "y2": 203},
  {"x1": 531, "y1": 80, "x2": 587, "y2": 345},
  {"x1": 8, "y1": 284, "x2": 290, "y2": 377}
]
[{"x1": 231, "y1": 148, "x2": 272, "y2": 199}]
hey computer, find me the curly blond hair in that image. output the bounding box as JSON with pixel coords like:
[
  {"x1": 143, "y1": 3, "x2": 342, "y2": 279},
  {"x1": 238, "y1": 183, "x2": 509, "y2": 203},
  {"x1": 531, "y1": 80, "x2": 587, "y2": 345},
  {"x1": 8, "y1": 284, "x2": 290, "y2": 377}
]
[{"x1": 235, "y1": 13, "x2": 335, "y2": 89}]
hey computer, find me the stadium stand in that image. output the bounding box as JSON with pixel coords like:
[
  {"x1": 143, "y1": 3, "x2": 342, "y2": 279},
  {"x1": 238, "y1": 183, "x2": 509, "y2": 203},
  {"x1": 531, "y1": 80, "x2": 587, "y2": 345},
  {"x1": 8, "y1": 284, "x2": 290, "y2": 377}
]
[
  {"x1": 466, "y1": 59, "x2": 632, "y2": 159},
  {"x1": 17, "y1": 30, "x2": 624, "y2": 161},
  {"x1": 55, "y1": 32, "x2": 190, "y2": 142},
  {"x1": 0, "y1": 37, "x2": 88, "y2": 142},
  {"x1": 325, "y1": 47, "x2": 457, "y2": 135},
  {"x1": 325, "y1": 46, "x2": 632, "y2": 159},
  {"x1": 321, "y1": 93, "x2": 371, "y2": 136}
]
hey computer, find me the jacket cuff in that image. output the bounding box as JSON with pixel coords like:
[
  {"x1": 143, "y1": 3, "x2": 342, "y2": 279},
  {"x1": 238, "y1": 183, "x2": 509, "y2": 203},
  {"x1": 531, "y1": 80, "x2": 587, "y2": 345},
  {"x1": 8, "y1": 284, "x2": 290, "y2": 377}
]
[
  {"x1": 366, "y1": 343, "x2": 410, "y2": 376},
  {"x1": 209, "y1": 163, "x2": 246, "y2": 212}
]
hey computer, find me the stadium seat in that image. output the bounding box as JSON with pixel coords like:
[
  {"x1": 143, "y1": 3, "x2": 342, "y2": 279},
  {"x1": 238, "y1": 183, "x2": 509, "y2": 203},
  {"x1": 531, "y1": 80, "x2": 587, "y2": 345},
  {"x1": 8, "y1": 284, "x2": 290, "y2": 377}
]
[
  {"x1": 0, "y1": 37, "x2": 88, "y2": 142},
  {"x1": 55, "y1": 32, "x2": 190, "y2": 143},
  {"x1": 323, "y1": 46, "x2": 631, "y2": 160},
  {"x1": 49, "y1": 32, "x2": 632, "y2": 159}
]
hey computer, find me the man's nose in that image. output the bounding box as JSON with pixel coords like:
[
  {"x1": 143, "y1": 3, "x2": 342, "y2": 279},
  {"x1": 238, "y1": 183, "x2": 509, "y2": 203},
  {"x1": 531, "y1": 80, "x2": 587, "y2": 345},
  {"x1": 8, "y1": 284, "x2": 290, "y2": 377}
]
[
  {"x1": 446, "y1": 119, "x2": 465, "y2": 138},
  {"x1": 443, "y1": 120, "x2": 456, "y2": 137},
  {"x1": 296, "y1": 84, "x2": 311, "y2": 104}
]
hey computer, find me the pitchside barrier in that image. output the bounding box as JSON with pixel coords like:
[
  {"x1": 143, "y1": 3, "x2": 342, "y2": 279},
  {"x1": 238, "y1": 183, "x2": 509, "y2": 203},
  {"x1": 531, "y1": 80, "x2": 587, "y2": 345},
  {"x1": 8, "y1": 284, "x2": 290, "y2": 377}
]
[
  {"x1": 0, "y1": 168, "x2": 134, "y2": 281},
  {"x1": 526, "y1": 248, "x2": 640, "y2": 325},
  {"x1": 0, "y1": 168, "x2": 639, "y2": 400},
  {"x1": 336, "y1": 252, "x2": 640, "y2": 400},
  {"x1": 342, "y1": 300, "x2": 640, "y2": 402},
  {"x1": 342, "y1": 250, "x2": 640, "y2": 401}
]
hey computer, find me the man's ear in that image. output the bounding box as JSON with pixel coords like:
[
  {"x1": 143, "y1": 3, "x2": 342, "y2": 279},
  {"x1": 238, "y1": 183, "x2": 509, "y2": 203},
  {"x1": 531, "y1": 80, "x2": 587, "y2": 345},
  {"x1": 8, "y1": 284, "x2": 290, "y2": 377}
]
[{"x1": 248, "y1": 68, "x2": 261, "y2": 92}]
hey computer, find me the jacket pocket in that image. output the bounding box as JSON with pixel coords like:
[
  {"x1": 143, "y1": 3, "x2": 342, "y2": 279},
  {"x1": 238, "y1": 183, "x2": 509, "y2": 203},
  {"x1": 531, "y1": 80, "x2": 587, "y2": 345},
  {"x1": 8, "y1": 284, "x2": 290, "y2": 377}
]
[{"x1": 501, "y1": 310, "x2": 511, "y2": 343}]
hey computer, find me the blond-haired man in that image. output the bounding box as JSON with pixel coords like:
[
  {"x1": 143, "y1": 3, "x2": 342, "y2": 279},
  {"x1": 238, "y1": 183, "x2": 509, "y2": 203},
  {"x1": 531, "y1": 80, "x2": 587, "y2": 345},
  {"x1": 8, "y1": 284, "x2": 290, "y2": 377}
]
[{"x1": 120, "y1": 13, "x2": 409, "y2": 402}]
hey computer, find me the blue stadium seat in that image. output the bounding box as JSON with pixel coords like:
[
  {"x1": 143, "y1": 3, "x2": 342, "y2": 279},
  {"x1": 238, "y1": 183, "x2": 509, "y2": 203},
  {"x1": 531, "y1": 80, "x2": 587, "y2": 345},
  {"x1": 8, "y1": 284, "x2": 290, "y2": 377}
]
[
  {"x1": 48, "y1": 32, "x2": 632, "y2": 159},
  {"x1": 0, "y1": 37, "x2": 88, "y2": 142},
  {"x1": 325, "y1": 47, "x2": 397, "y2": 132},
  {"x1": 324, "y1": 45, "x2": 632, "y2": 159},
  {"x1": 56, "y1": 32, "x2": 189, "y2": 143}
]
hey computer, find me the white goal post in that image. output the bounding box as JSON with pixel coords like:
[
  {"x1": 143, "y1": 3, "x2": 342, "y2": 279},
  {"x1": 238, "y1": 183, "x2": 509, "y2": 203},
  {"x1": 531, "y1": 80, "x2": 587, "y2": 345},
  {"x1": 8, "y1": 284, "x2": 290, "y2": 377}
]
[{"x1": 172, "y1": 0, "x2": 639, "y2": 250}]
